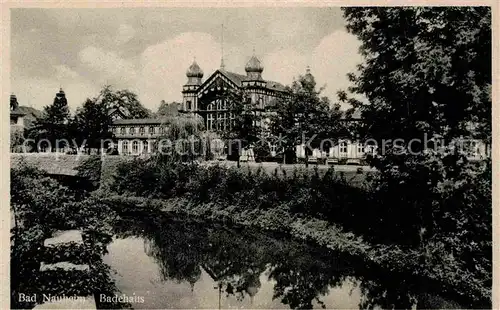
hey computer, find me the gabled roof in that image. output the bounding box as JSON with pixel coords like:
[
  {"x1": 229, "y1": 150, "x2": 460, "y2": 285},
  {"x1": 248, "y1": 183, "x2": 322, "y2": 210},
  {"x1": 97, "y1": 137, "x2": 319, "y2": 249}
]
[
  {"x1": 219, "y1": 70, "x2": 247, "y2": 86},
  {"x1": 218, "y1": 69, "x2": 287, "y2": 92},
  {"x1": 17, "y1": 106, "x2": 42, "y2": 118}
]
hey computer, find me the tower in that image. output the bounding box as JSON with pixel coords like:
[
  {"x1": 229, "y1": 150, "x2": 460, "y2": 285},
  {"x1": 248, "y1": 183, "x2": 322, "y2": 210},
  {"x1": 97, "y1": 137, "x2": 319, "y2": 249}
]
[
  {"x1": 301, "y1": 66, "x2": 316, "y2": 92},
  {"x1": 54, "y1": 87, "x2": 68, "y2": 107},
  {"x1": 242, "y1": 52, "x2": 266, "y2": 106},
  {"x1": 182, "y1": 59, "x2": 204, "y2": 112},
  {"x1": 10, "y1": 93, "x2": 19, "y2": 111},
  {"x1": 244, "y1": 51, "x2": 264, "y2": 81}
]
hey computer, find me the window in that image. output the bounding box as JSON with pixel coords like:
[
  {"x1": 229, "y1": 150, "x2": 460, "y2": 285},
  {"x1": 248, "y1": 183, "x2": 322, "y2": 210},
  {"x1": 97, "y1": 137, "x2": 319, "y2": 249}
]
[
  {"x1": 120, "y1": 127, "x2": 126, "y2": 135},
  {"x1": 132, "y1": 141, "x2": 139, "y2": 154},
  {"x1": 357, "y1": 144, "x2": 364, "y2": 154},
  {"x1": 139, "y1": 127, "x2": 145, "y2": 136},
  {"x1": 159, "y1": 127, "x2": 165, "y2": 135},
  {"x1": 149, "y1": 126, "x2": 155, "y2": 135},
  {"x1": 186, "y1": 101, "x2": 192, "y2": 110},
  {"x1": 143, "y1": 141, "x2": 148, "y2": 153},
  {"x1": 340, "y1": 141, "x2": 348, "y2": 155},
  {"x1": 207, "y1": 113, "x2": 214, "y2": 130},
  {"x1": 122, "y1": 141, "x2": 129, "y2": 154},
  {"x1": 111, "y1": 127, "x2": 116, "y2": 134},
  {"x1": 216, "y1": 112, "x2": 223, "y2": 130},
  {"x1": 129, "y1": 127, "x2": 135, "y2": 135},
  {"x1": 229, "y1": 112, "x2": 235, "y2": 128}
]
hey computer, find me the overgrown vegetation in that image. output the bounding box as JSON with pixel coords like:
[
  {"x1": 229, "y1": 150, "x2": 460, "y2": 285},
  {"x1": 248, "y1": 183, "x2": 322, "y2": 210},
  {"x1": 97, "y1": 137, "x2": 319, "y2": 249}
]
[{"x1": 10, "y1": 162, "x2": 128, "y2": 309}]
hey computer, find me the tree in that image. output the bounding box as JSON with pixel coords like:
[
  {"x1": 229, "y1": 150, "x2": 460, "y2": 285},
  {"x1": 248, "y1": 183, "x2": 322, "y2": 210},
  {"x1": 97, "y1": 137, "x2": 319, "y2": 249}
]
[
  {"x1": 340, "y1": 6, "x2": 491, "y2": 285},
  {"x1": 31, "y1": 90, "x2": 72, "y2": 151},
  {"x1": 270, "y1": 69, "x2": 344, "y2": 166},
  {"x1": 215, "y1": 89, "x2": 262, "y2": 168},
  {"x1": 156, "y1": 100, "x2": 180, "y2": 117},
  {"x1": 70, "y1": 86, "x2": 152, "y2": 153},
  {"x1": 99, "y1": 85, "x2": 151, "y2": 119},
  {"x1": 71, "y1": 98, "x2": 114, "y2": 154},
  {"x1": 341, "y1": 7, "x2": 491, "y2": 161}
]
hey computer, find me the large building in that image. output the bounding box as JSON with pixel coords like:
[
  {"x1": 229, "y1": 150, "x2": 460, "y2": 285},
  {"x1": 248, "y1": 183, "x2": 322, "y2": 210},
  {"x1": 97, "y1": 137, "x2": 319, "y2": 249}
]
[
  {"x1": 179, "y1": 54, "x2": 287, "y2": 131},
  {"x1": 110, "y1": 54, "x2": 371, "y2": 161}
]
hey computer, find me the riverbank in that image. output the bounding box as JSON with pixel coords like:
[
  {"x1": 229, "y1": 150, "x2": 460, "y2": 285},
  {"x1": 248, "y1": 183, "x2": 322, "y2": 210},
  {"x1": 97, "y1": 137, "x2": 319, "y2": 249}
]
[{"x1": 100, "y1": 194, "x2": 490, "y2": 308}]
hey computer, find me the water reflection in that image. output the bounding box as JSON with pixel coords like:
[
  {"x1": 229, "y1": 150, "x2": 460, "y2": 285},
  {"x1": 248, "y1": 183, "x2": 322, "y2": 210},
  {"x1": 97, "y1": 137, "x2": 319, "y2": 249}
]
[{"x1": 104, "y1": 212, "x2": 462, "y2": 309}]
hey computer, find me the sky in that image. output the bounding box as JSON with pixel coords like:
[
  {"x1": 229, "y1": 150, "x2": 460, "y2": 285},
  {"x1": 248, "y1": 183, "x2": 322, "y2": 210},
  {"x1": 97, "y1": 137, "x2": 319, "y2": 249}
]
[{"x1": 11, "y1": 8, "x2": 364, "y2": 112}]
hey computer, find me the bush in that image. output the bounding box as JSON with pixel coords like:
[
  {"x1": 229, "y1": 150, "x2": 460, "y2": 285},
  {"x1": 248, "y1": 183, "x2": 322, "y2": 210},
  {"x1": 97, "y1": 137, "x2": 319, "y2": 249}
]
[{"x1": 75, "y1": 155, "x2": 102, "y2": 188}]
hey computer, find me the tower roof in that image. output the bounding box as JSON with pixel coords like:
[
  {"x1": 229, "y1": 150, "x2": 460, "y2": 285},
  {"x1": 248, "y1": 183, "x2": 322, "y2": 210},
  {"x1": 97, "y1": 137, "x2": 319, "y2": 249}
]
[
  {"x1": 57, "y1": 87, "x2": 65, "y2": 96},
  {"x1": 186, "y1": 60, "x2": 204, "y2": 78},
  {"x1": 245, "y1": 54, "x2": 263, "y2": 73},
  {"x1": 303, "y1": 66, "x2": 315, "y2": 85}
]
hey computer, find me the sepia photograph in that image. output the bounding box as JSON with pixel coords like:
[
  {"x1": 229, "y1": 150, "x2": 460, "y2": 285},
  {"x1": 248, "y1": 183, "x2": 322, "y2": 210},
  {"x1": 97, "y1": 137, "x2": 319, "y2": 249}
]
[{"x1": 7, "y1": 3, "x2": 494, "y2": 309}]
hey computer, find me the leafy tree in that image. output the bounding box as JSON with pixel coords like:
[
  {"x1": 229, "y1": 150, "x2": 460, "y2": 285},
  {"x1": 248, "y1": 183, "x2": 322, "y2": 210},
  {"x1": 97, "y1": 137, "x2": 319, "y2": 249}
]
[
  {"x1": 31, "y1": 90, "x2": 72, "y2": 151},
  {"x1": 159, "y1": 115, "x2": 205, "y2": 162},
  {"x1": 71, "y1": 98, "x2": 114, "y2": 154},
  {"x1": 340, "y1": 6, "x2": 491, "y2": 289},
  {"x1": 10, "y1": 127, "x2": 25, "y2": 152},
  {"x1": 156, "y1": 100, "x2": 180, "y2": 117},
  {"x1": 341, "y1": 7, "x2": 491, "y2": 161},
  {"x1": 98, "y1": 85, "x2": 151, "y2": 119},
  {"x1": 70, "y1": 86, "x2": 152, "y2": 153},
  {"x1": 270, "y1": 70, "x2": 344, "y2": 166},
  {"x1": 214, "y1": 89, "x2": 262, "y2": 168}
]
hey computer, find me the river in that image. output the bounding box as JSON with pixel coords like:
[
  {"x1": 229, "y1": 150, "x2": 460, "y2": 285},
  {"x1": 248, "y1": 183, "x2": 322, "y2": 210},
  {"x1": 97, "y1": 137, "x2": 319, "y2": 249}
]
[{"x1": 102, "y1": 212, "x2": 462, "y2": 309}]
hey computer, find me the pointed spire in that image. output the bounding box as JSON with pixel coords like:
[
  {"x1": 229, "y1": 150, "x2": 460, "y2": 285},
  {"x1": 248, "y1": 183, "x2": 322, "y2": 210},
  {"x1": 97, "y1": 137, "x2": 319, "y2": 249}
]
[{"x1": 220, "y1": 23, "x2": 225, "y2": 70}]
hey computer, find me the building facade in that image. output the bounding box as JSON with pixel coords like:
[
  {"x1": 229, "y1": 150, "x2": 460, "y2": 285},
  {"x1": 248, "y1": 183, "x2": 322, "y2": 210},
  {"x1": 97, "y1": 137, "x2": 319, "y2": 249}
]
[
  {"x1": 110, "y1": 54, "x2": 371, "y2": 161},
  {"x1": 179, "y1": 54, "x2": 287, "y2": 131},
  {"x1": 110, "y1": 118, "x2": 167, "y2": 155}
]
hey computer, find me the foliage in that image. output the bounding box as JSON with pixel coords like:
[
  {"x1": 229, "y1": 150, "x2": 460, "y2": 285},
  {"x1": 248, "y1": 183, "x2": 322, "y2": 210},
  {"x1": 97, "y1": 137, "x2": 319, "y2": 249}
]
[
  {"x1": 153, "y1": 114, "x2": 205, "y2": 162},
  {"x1": 214, "y1": 88, "x2": 263, "y2": 167},
  {"x1": 11, "y1": 161, "x2": 77, "y2": 232},
  {"x1": 75, "y1": 155, "x2": 102, "y2": 188},
  {"x1": 156, "y1": 100, "x2": 180, "y2": 117},
  {"x1": 71, "y1": 99, "x2": 114, "y2": 153},
  {"x1": 269, "y1": 70, "x2": 344, "y2": 165},
  {"x1": 10, "y1": 127, "x2": 25, "y2": 152},
  {"x1": 98, "y1": 85, "x2": 151, "y2": 119},
  {"x1": 340, "y1": 6, "x2": 492, "y2": 303},
  {"x1": 31, "y1": 90, "x2": 72, "y2": 150},
  {"x1": 10, "y1": 163, "x2": 129, "y2": 309}
]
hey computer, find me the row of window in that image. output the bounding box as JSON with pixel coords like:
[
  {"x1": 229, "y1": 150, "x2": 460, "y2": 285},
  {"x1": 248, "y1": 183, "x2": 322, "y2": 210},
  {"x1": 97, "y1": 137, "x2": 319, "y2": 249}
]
[
  {"x1": 186, "y1": 96, "x2": 267, "y2": 112},
  {"x1": 206, "y1": 112, "x2": 236, "y2": 131},
  {"x1": 112, "y1": 126, "x2": 166, "y2": 136}
]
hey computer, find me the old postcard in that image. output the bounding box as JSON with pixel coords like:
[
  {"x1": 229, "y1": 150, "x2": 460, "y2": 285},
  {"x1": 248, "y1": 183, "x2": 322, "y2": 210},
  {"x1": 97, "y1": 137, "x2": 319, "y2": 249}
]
[{"x1": 3, "y1": 1, "x2": 497, "y2": 309}]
